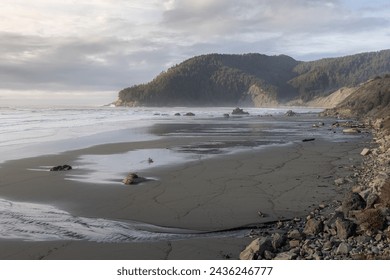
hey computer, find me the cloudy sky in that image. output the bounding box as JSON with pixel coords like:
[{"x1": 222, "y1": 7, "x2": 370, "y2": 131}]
[{"x1": 0, "y1": 0, "x2": 389, "y2": 104}]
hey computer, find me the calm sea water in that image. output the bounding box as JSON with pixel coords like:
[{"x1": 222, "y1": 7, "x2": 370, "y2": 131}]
[{"x1": 0, "y1": 106, "x2": 324, "y2": 163}]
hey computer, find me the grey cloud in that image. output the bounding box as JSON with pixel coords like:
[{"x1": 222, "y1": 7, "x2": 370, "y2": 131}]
[
  {"x1": 0, "y1": 33, "x2": 175, "y2": 91},
  {"x1": 162, "y1": 0, "x2": 388, "y2": 37}
]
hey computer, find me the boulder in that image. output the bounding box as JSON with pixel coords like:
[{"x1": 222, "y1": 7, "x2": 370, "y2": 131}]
[
  {"x1": 184, "y1": 112, "x2": 195, "y2": 116},
  {"x1": 285, "y1": 110, "x2": 296, "y2": 117},
  {"x1": 122, "y1": 173, "x2": 147, "y2": 185},
  {"x1": 287, "y1": 229, "x2": 303, "y2": 240},
  {"x1": 341, "y1": 192, "x2": 366, "y2": 216},
  {"x1": 271, "y1": 232, "x2": 286, "y2": 250},
  {"x1": 336, "y1": 242, "x2": 351, "y2": 255},
  {"x1": 231, "y1": 107, "x2": 249, "y2": 115},
  {"x1": 239, "y1": 237, "x2": 273, "y2": 260},
  {"x1": 335, "y1": 217, "x2": 357, "y2": 239},
  {"x1": 223, "y1": 113, "x2": 230, "y2": 118},
  {"x1": 304, "y1": 218, "x2": 324, "y2": 235},
  {"x1": 174, "y1": 113, "x2": 181, "y2": 116},
  {"x1": 50, "y1": 165, "x2": 72, "y2": 171}
]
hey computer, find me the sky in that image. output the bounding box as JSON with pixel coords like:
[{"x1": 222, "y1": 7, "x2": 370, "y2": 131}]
[{"x1": 0, "y1": 0, "x2": 389, "y2": 104}]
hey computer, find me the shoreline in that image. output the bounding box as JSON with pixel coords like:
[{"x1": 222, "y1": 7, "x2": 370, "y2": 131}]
[
  {"x1": 240, "y1": 118, "x2": 390, "y2": 260},
  {"x1": 0, "y1": 115, "x2": 370, "y2": 259}
]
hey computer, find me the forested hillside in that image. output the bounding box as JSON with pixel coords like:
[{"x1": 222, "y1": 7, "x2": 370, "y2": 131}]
[{"x1": 116, "y1": 50, "x2": 390, "y2": 107}]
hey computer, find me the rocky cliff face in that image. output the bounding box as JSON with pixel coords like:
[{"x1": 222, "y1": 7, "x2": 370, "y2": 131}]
[{"x1": 322, "y1": 75, "x2": 390, "y2": 118}]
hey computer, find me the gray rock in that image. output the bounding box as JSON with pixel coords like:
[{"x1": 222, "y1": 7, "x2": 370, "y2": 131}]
[
  {"x1": 336, "y1": 242, "x2": 351, "y2": 255},
  {"x1": 304, "y1": 218, "x2": 324, "y2": 235},
  {"x1": 288, "y1": 229, "x2": 303, "y2": 240},
  {"x1": 335, "y1": 217, "x2": 357, "y2": 240},
  {"x1": 341, "y1": 192, "x2": 366, "y2": 216},
  {"x1": 271, "y1": 232, "x2": 286, "y2": 250},
  {"x1": 371, "y1": 246, "x2": 380, "y2": 254},
  {"x1": 184, "y1": 112, "x2": 195, "y2": 116},
  {"x1": 263, "y1": 250, "x2": 275, "y2": 260},
  {"x1": 366, "y1": 193, "x2": 379, "y2": 209},
  {"x1": 285, "y1": 110, "x2": 296, "y2": 117},
  {"x1": 322, "y1": 241, "x2": 333, "y2": 251},
  {"x1": 356, "y1": 235, "x2": 372, "y2": 244},
  {"x1": 239, "y1": 237, "x2": 273, "y2": 260},
  {"x1": 232, "y1": 107, "x2": 249, "y2": 115}
]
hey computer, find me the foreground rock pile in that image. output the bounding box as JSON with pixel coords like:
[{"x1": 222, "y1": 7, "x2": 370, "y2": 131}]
[{"x1": 240, "y1": 117, "x2": 390, "y2": 260}]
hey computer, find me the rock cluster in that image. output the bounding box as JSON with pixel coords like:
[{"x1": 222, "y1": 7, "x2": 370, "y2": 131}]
[
  {"x1": 240, "y1": 117, "x2": 390, "y2": 260},
  {"x1": 285, "y1": 110, "x2": 297, "y2": 117},
  {"x1": 232, "y1": 107, "x2": 249, "y2": 115}
]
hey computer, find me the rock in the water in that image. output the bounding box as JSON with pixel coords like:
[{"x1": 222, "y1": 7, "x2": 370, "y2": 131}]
[
  {"x1": 336, "y1": 242, "x2": 351, "y2": 255},
  {"x1": 302, "y1": 138, "x2": 315, "y2": 142},
  {"x1": 304, "y1": 218, "x2": 324, "y2": 235},
  {"x1": 360, "y1": 148, "x2": 371, "y2": 156},
  {"x1": 341, "y1": 192, "x2": 366, "y2": 216},
  {"x1": 223, "y1": 113, "x2": 230, "y2": 118},
  {"x1": 285, "y1": 110, "x2": 296, "y2": 117},
  {"x1": 231, "y1": 107, "x2": 249, "y2": 115},
  {"x1": 184, "y1": 112, "x2": 195, "y2": 116},
  {"x1": 335, "y1": 217, "x2": 357, "y2": 239},
  {"x1": 50, "y1": 165, "x2": 72, "y2": 171},
  {"x1": 174, "y1": 113, "x2": 181, "y2": 116},
  {"x1": 239, "y1": 237, "x2": 273, "y2": 260},
  {"x1": 122, "y1": 173, "x2": 147, "y2": 185}
]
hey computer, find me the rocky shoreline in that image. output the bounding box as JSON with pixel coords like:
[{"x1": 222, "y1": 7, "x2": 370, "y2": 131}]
[{"x1": 240, "y1": 117, "x2": 390, "y2": 260}]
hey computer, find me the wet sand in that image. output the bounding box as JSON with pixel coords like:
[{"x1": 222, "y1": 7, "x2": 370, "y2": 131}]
[{"x1": 0, "y1": 119, "x2": 368, "y2": 259}]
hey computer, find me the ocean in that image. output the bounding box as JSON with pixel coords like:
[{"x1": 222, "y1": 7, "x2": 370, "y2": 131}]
[{"x1": 0, "y1": 105, "x2": 325, "y2": 163}]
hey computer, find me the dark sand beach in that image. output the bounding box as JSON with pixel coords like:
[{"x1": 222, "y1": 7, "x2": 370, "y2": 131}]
[{"x1": 0, "y1": 115, "x2": 368, "y2": 259}]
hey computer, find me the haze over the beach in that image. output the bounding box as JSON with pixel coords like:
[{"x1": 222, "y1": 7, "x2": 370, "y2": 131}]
[{"x1": 0, "y1": 0, "x2": 389, "y2": 106}]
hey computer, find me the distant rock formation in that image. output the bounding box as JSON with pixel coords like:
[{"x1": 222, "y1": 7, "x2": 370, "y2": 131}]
[{"x1": 231, "y1": 107, "x2": 249, "y2": 115}]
